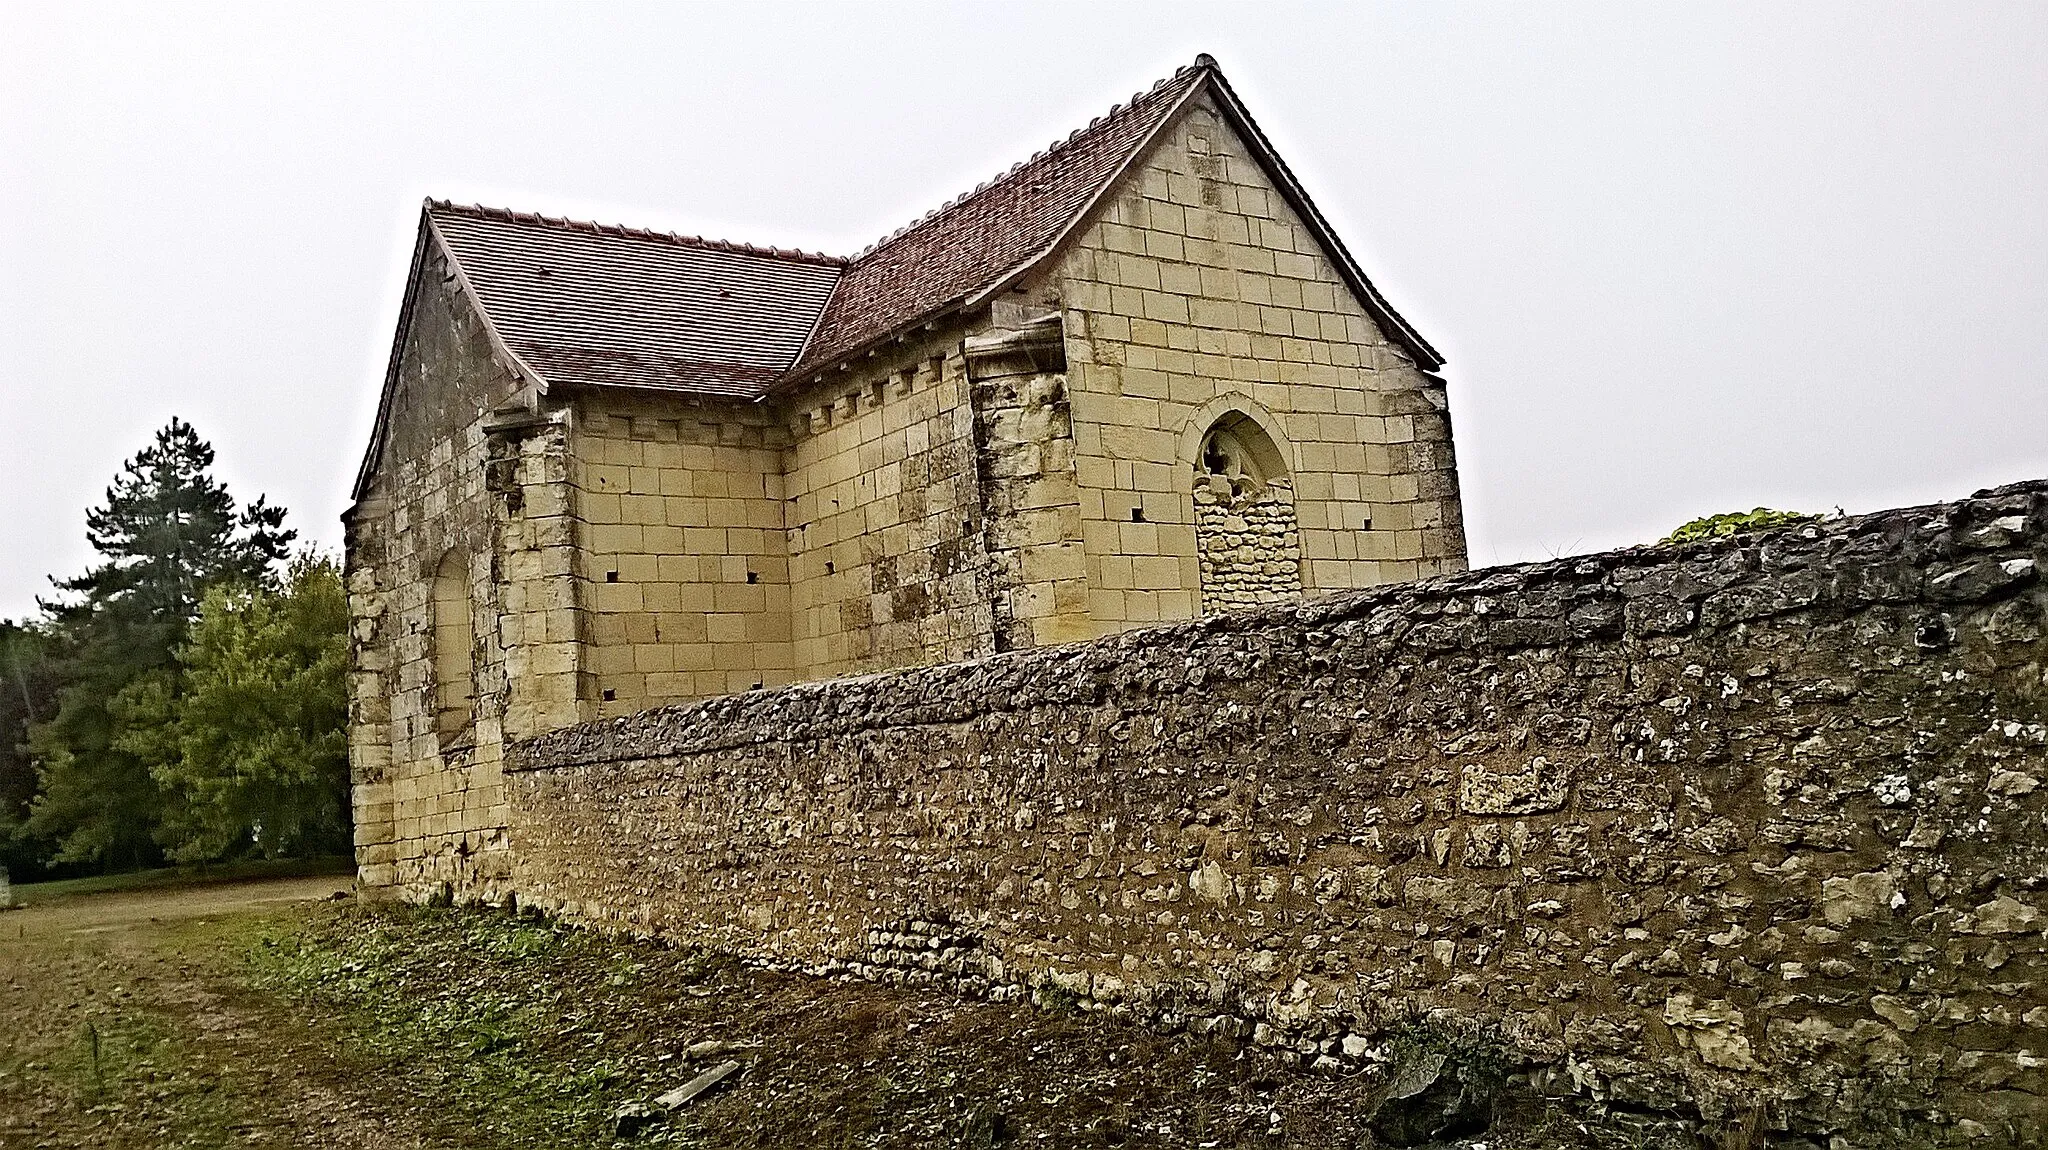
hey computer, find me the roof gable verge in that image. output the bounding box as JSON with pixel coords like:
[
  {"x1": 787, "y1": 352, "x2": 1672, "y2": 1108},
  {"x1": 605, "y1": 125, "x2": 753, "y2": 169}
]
[
  {"x1": 959, "y1": 76, "x2": 1210, "y2": 313},
  {"x1": 779, "y1": 55, "x2": 1443, "y2": 382},
  {"x1": 421, "y1": 212, "x2": 552, "y2": 393},
  {"x1": 781, "y1": 60, "x2": 1212, "y2": 382},
  {"x1": 1199, "y1": 67, "x2": 1444, "y2": 370},
  {"x1": 349, "y1": 217, "x2": 433, "y2": 504},
  {"x1": 971, "y1": 60, "x2": 1445, "y2": 372},
  {"x1": 349, "y1": 205, "x2": 552, "y2": 503}
]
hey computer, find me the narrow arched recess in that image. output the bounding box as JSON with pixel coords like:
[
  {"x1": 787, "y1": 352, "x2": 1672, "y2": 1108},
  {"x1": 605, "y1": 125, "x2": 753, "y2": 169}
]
[
  {"x1": 431, "y1": 549, "x2": 476, "y2": 745},
  {"x1": 1189, "y1": 409, "x2": 1304, "y2": 613}
]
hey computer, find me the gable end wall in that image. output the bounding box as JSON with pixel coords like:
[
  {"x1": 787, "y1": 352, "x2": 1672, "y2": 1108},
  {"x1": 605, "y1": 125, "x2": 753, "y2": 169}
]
[
  {"x1": 346, "y1": 243, "x2": 546, "y2": 899},
  {"x1": 1054, "y1": 93, "x2": 1465, "y2": 631}
]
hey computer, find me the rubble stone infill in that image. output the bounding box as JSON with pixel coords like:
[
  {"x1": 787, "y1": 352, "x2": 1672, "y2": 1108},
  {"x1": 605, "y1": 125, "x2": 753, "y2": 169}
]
[
  {"x1": 506, "y1": 479, "x2": 2048, "y2": 1148},
  {"x1": 1195, "y1": 475, "x2": 1305, "y2": 612}
]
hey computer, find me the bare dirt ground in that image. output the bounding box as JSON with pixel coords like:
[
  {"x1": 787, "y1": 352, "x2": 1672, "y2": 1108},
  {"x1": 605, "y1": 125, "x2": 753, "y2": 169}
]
[
  {"x1": 0, "y1": 874, "x2": 434, "y2": 1150},
  {"x1": 0, "y1": 878, "x2": 1632, "y2": 1150}
]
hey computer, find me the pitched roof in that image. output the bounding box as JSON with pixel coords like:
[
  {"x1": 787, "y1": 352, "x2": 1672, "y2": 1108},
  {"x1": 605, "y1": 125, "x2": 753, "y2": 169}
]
[
  {"x1": 789, "y1": 63, "x2": 1208, "y2": 376},
  {"x1": 426, "y1": 203, "x2": 843, "y2": 398},
  {"x1": 355, "y1": 55, "x2": 1443, "y2": 499}
]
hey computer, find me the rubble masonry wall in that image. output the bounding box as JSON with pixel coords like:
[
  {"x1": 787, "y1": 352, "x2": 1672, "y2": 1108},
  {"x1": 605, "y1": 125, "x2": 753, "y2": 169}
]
[
  {"x1": 345, "y1": 246, "x2": 528, "y2": 895},
  {"x1": 502, "y1": 481, "x2": 2048, "y2": 1145}
]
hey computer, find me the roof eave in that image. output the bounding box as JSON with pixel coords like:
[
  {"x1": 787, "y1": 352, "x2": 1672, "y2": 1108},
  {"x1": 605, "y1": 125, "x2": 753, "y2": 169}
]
[{"x1": 773, "y1": 303, "x2": 976, "y2": 395}]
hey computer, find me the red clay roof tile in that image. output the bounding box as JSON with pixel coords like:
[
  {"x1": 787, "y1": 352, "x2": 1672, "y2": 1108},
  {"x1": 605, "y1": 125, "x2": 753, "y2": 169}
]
[{"x1": 788, "y1": 63, "x2": 1209, "y2": 377}]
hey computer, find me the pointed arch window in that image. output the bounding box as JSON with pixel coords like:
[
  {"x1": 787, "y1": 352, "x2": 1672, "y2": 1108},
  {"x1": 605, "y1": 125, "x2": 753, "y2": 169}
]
[{"x1": 1198, "y1": 414, "x2": 1288, "y2": 493}]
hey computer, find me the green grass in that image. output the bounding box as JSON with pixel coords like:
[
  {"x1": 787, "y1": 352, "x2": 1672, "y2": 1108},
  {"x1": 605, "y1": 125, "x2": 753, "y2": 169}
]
[
  {"x1": 41, "y1": 1004, "x2": 248, "y2": 1148},
  {"x1": 243, "y1": 902, "x2": 726, "y2": 1148},
  {"x1": 7, "y1": 855, "x2": 353, "y2": 906}
]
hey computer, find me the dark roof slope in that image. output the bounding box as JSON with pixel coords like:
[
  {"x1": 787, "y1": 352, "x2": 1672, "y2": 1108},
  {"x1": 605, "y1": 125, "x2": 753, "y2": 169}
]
[
  {"x1": 427, "y1": 203, "x2": 844, "y2": 397},
  {"x1": 790, "y1": 64, "x2": 1208, "y2": 376}
]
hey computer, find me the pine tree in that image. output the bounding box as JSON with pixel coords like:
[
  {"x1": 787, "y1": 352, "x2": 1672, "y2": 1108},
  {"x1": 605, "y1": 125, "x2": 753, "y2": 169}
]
[
  {"x1": 49, "y1": 417, "x2": 291, "y2": 624},
  {"x1": 22, "y1": 419, "x2": 294, "y2": 869}
]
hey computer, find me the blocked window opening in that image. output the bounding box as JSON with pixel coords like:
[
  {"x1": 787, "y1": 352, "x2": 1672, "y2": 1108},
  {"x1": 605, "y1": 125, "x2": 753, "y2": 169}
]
[
  {"x1": 431, "y1": 549, "x2": 476, "y2": 745},
  {"x1": 1192, "y1": 413, "x2": 1303, "y2": 613}
]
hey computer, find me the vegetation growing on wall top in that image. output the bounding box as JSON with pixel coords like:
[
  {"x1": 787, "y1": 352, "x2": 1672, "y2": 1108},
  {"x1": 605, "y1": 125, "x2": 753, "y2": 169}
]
[{"x1": 1660, "y1": 507, "x2": 1814, "y2": 546}]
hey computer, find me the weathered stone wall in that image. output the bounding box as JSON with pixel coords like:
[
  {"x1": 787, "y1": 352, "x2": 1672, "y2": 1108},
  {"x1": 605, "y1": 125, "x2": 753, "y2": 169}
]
[
  {"x1": 345, "y1": 244, "x2": 533, "y2": 896},
  {"x1": 1195, "y1": 475, "x2": 1305, "y2": 611},
  {"x1": 1053, "y1": 91, "x2": 1466, "y2": 632},
  {"x1": 569, "y1": 392, "x2": 795, "y2": 714},
  {"x1": 502, "y1": 481, "x2": 2048, "y2": 1147},
  {"x1": 780, "y1": 325, "x2": 1001, "y2": 678},
  {"x1": 966, "y1": 316, "x2": 1095, "y2": 652}
]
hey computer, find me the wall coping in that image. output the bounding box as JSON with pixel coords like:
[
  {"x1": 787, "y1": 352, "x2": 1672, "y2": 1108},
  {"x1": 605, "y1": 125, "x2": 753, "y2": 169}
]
[{"x1": 509, "y1": 477, "x2": 2046, "y2": 772}]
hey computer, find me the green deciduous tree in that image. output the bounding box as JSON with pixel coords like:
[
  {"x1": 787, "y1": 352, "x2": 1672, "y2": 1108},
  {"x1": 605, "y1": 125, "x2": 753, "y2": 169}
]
[
  {"x1": 153, "y1": 555, "x2": 351, "y2": 862},
  {"x1": 23, "y1": 419, "x2": 294, "y2": 868}
]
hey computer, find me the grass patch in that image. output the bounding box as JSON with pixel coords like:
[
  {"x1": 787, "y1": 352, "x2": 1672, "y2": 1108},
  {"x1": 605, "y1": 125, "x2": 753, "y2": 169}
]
[
  {"x1": 245, "y1": 902, "x2": 727, "y2": 1148},
  {"x1": 216, "y1": 900, "x2": 1646, "y2": 1149},
  {"x1": 40, "y1": 1007, "x2": 248, "y2": 1148},
  {"x1": 0, "y1": 930, "x2": 256, "y2": 1148}
]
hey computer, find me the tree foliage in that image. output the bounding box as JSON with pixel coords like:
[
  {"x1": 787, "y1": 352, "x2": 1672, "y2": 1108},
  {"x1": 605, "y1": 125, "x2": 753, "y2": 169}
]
[
  {"x1": 48, "y1": 417, "x2": 292, "y2": 626},
  {"x1": 1660, "y1": 507, "x2": 1813, "y2": 546},
  {"x1": 0, "y1": 621, "x2": 60, "y2": 876},
  {"x1": 153, "y1": 556, "x2": 351, "y2": 862},
  {"x1": 20, "y1": 419, "x2": 299, "y2": 869}
]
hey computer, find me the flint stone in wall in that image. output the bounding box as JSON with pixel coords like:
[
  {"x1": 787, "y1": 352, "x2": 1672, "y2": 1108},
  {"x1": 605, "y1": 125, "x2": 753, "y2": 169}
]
[
  {"x1": 1959, "y1": 895, "x2": 2043, "y2": 936},
  {"x1": 1404, "y1": 876, "x2": 1492, "y2": 918},
  {"x1": 496, "y1": 478, "x2": 2048, "y2": 1145},
  {"x1": 1458, "y1": 757, "x2": 1571, "y2": 816},
  {"x1": 1662, "y1": 993, "x2": 1759, "y2": 1071},
  {"x1": 1928, "y1": 556, "x2": 2037, "y2": 602},
  {"x1": 1189, "y1": 860, "x2": 1232, "y2": 904},
  {"x1": 1820, "y1": 870, "x2": 1899, "y2": 926}
]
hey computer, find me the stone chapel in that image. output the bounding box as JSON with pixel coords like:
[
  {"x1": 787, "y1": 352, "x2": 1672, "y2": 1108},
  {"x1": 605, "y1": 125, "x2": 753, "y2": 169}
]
[{"x1": 345, "y1": 56, "x2": 1466, "y2": 893}]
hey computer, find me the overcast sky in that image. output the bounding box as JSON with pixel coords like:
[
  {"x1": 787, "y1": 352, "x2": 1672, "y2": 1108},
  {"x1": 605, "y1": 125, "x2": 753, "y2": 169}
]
[{"x1": 3, "y1": 1, "x2": 2043, "y2": 620}]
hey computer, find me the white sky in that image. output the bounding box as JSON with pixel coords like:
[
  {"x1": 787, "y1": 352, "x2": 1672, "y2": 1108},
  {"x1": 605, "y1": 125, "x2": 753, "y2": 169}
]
[{"x1": 3, "y1": 1, "x2": 2044, "y2": 619}]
